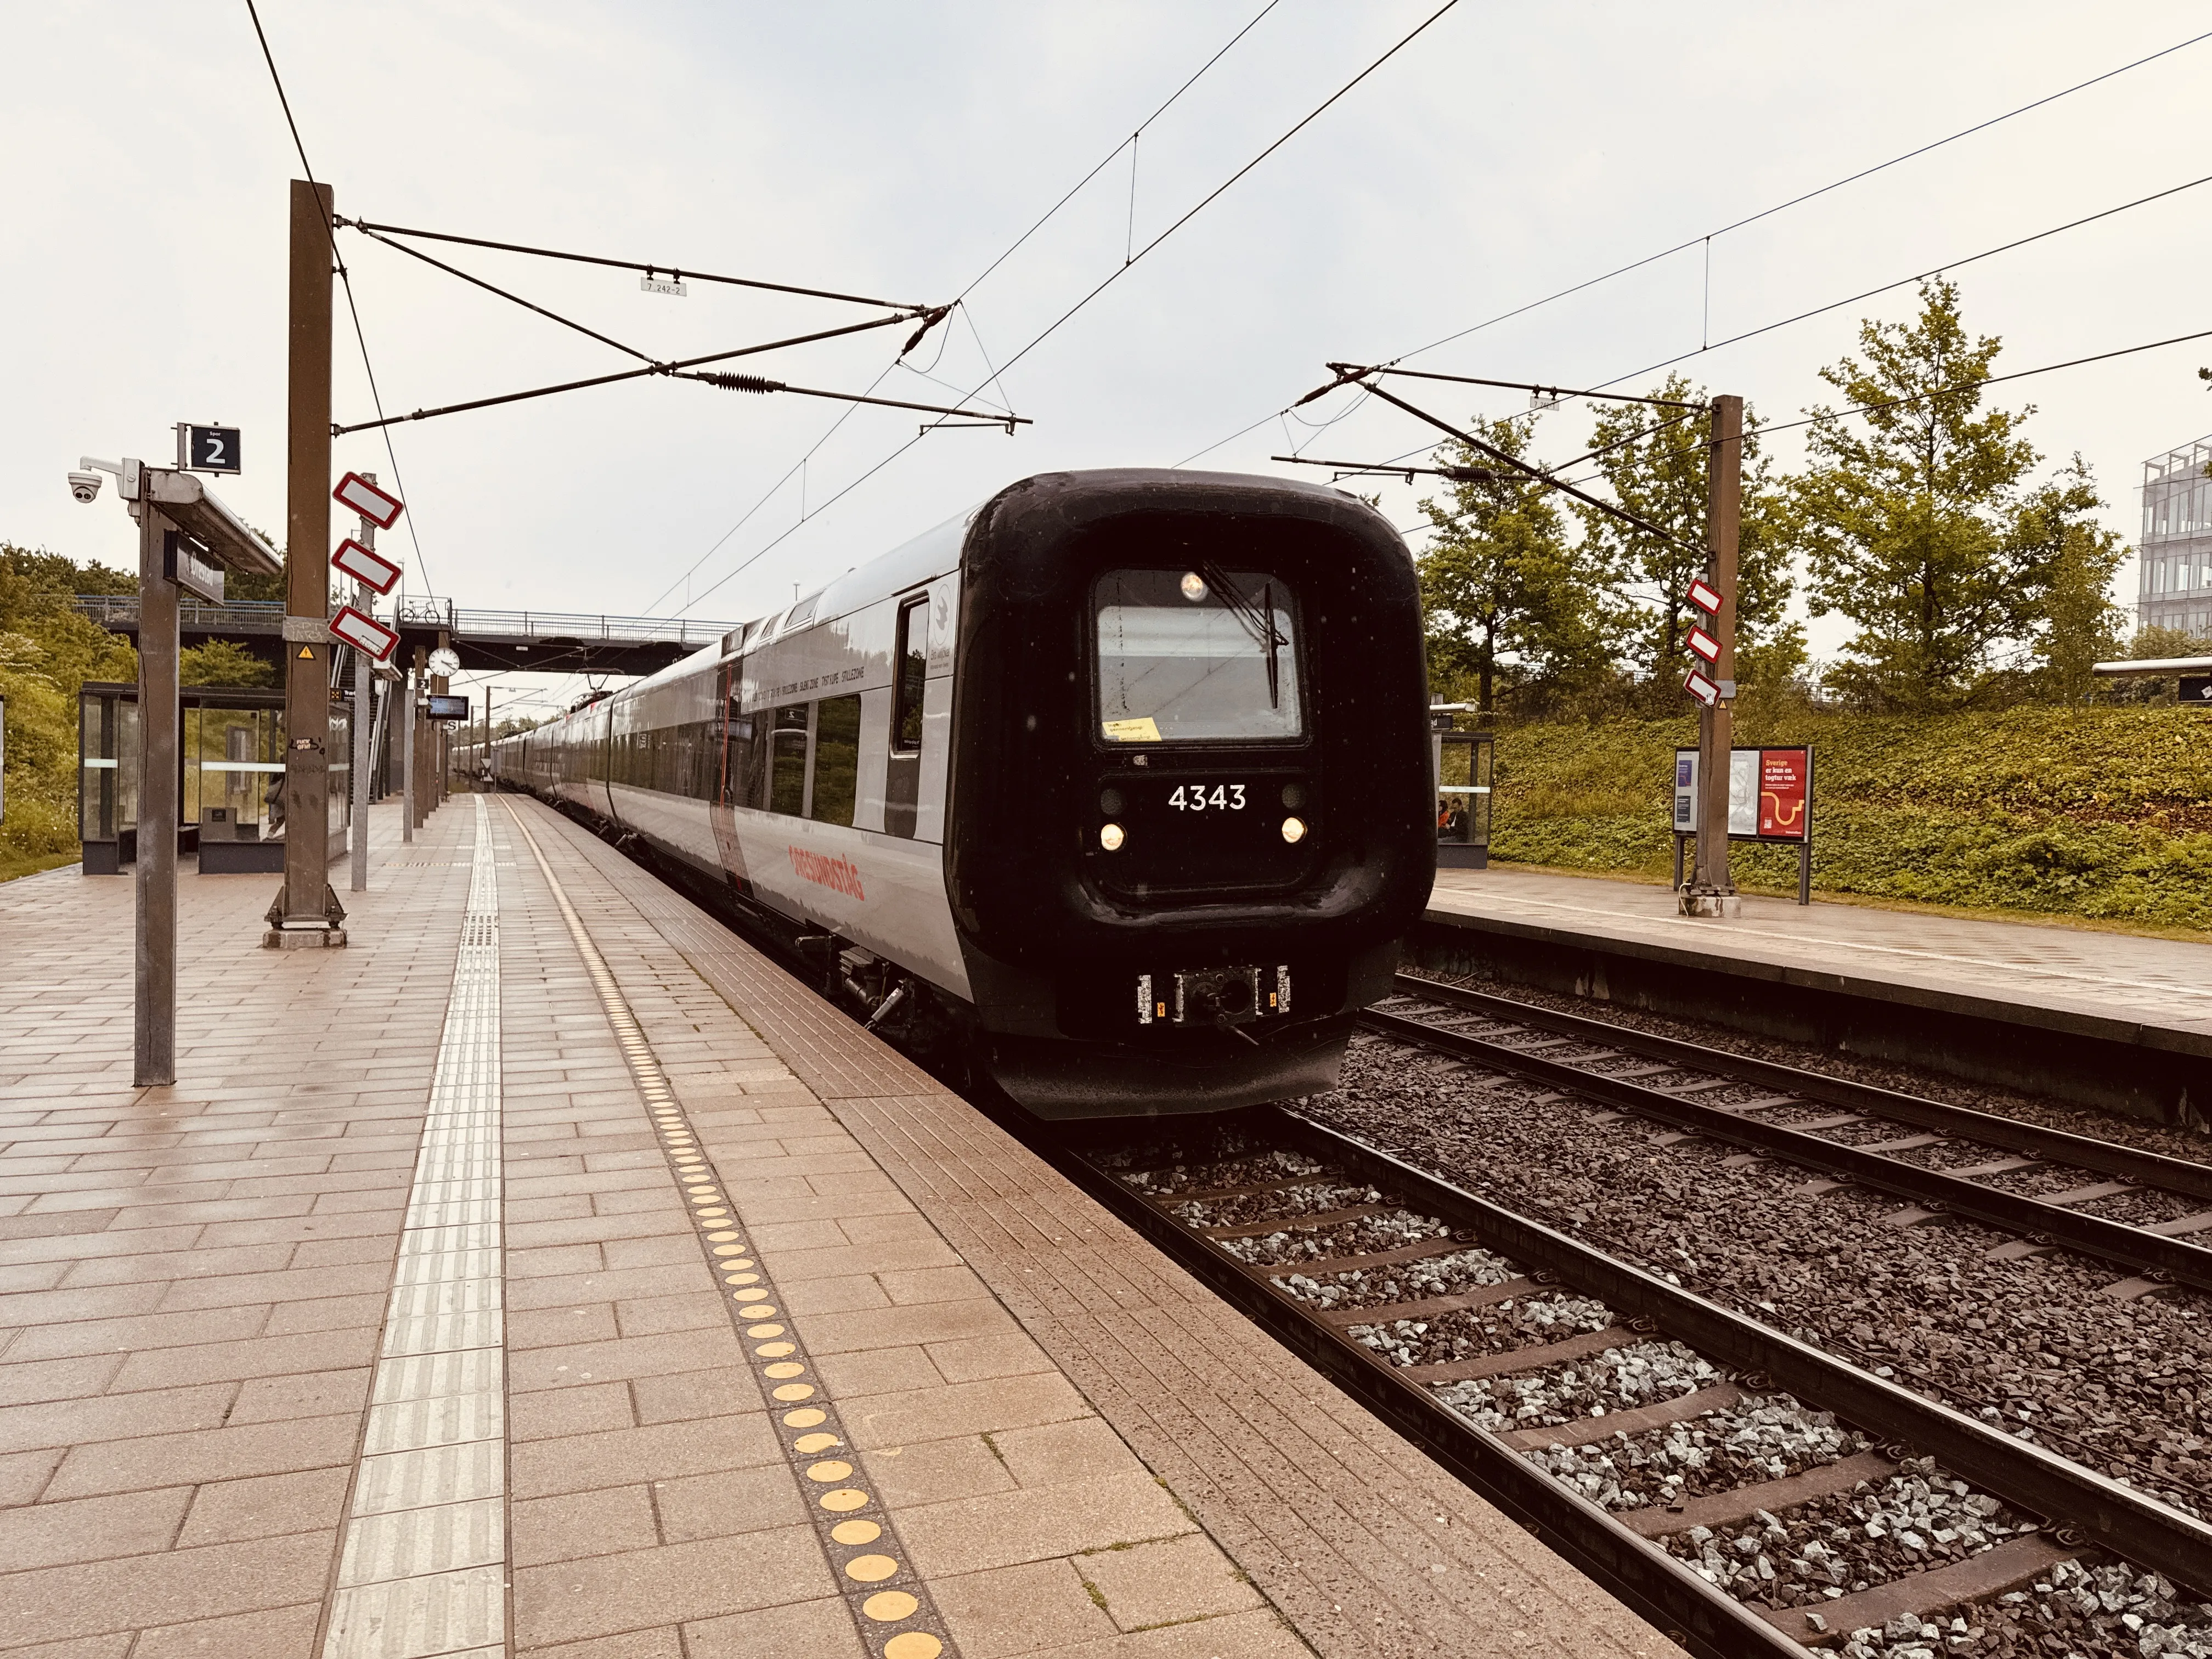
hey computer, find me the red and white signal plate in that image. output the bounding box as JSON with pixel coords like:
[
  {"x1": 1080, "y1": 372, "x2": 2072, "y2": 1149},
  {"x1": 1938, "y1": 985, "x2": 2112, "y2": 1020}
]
[
  {"x1": 1686, "y1": 576, "x2": 1723, "y2": 615},
  {"x1": 1686, "y1": 625, "x2": 1721, "y2": 665},
  {"x1": 329, "y1": 605, "x2": 399, "y2": 663},
  {"x1": 333, "y1": 472, "x2": 405, "y2": 529},
  {"x1": 331, "y1": 538, "x2": 402, "y2": 595},
  {"x1": 1683, "y1": 668, "x2": 1720, "y2": 708}
]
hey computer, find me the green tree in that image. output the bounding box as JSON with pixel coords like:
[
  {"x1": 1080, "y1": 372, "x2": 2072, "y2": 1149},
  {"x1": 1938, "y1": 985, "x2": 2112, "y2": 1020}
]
[
  {"x1": 1, "y1": 544, "x2": 139, "y2": 876},
  {"x1": 179, "y1": 639, "x2": 274, "y2": 687},
  {"x1": 1793, "y1": 278, "x2": 2101, "y2": 709},
  {"x1": 1417, "y1": 415, "x2": 1625, "y2": 713},
  {"x1": 2011, "y1": 469, "x2": 2128, "y2": 703},
  {"x1": 1576, "y1": 375, "x2": 1803, "y2": 697}
]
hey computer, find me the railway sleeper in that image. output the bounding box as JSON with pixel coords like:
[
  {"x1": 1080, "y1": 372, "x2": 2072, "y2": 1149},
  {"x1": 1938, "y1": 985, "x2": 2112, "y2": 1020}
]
[{"x1": 1065, "y1": 1109, "x2": 2212, "y2": 1658}]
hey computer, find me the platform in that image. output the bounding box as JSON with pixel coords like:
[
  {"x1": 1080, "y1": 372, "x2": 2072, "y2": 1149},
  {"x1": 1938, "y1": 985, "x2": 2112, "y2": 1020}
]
[
  {"x1": 1423, "y1": 866, "x2": 2212, "y2": 1126},
  {"x1": 0, "y1": 796, "x2": 1682, "y2": 1659}
]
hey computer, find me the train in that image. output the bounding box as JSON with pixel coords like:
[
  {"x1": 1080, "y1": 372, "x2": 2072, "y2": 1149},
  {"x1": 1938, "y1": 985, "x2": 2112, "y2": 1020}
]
[{"x1": 493, "y1": 467, "x2": 1435, "y2": 1118}]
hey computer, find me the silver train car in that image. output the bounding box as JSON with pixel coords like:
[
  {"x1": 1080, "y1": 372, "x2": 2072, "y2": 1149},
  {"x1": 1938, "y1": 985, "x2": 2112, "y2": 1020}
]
[{"x1": 496, "y1": 468, "x2": 1435, "y2": 1119}]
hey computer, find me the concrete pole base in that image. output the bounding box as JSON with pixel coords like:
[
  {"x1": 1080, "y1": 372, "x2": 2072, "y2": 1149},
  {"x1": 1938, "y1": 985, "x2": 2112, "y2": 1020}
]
[
  {"x1": 261, "y1": 925, "x2": 349, "y2": 950},
  {"x1": 1677, "y1": 888, "x2": 1742, "y2": 919}
]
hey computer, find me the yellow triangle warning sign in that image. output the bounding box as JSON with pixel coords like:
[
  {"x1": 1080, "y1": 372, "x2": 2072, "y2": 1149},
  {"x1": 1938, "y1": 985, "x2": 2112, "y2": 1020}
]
[{"x1": 297, "y1": 645, "x2": 315, "y2": 659}]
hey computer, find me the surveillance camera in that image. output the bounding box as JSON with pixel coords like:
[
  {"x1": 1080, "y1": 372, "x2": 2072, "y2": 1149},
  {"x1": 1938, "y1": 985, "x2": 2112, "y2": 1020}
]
[{"x1": 68, "y1": 470, "x2": 102, "y2": 504}]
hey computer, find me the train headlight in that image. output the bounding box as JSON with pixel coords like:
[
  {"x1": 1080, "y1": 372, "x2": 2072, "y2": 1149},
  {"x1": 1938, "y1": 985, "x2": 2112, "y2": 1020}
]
[
  {"x1": 1100, "y1": 822, "x2": 1126, "y2": 851},
  {"x1": 1178, "y1": 571, "x2": 1208, "y2": 602},
  {"x1": 1280, "y1": 816, "x2": 1307, "y2": 844}
]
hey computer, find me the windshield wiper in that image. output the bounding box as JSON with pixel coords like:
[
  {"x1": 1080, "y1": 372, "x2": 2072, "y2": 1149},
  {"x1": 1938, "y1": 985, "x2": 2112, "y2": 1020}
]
[{"x1": 1194, "y1": 562, "x2": 1282, "y2": 709}]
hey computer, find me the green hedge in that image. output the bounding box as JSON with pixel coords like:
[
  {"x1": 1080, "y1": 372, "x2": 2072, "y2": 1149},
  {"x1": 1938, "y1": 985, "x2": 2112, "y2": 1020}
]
[{"x1": 1489, "y1": 706, "x2": 2212, "y2": 930}]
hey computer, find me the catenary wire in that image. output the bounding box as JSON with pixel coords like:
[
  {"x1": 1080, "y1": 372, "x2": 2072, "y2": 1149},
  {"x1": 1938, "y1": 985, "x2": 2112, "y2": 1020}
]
[
  {"x1": 661, "y1": 1, "x2": 1449, "y2": 621},
  {"x1": 1391, "y1": 26, "x2": 2212, "y2": 372},
  {"x1": 1266, "y1": 165, "x2": 2212, "y2": 495},
  {"x1": 1171, "y1": 26, "x2": 2212, "y2": 470},
  {"x1": 244, "y1": 0, "x2": 436, "y2": 596},
  {"x1": 646, "y1": 0, "x2": 1290, "y2": 618}
]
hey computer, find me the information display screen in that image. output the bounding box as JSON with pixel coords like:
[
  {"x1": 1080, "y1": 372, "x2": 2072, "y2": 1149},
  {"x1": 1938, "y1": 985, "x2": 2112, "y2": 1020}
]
[{"x1": 425, "y1": 695, "x2": 471, "y2": 722}]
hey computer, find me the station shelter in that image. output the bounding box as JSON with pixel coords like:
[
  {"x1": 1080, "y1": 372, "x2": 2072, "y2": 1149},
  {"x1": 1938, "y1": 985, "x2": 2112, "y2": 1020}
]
[{"x1": 78, "y1": 680, "x2": 352, "y2": 875}]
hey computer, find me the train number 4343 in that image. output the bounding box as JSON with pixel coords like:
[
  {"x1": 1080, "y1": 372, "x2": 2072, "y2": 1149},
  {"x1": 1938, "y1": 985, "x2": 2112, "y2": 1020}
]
[{"x1": 1168, "y1": 784, "x2": 1245, "y2": 811}]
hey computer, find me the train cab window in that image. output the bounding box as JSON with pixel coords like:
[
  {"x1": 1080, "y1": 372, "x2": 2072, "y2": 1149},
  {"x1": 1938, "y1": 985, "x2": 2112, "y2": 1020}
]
[
  {"x1": 810, "y1": 695, "x2": 862, "y2": 827},
  {"x1": 891, "y1": 595, "x2": 928, "y2": 751},
  {"x1": 768, "y1": 705, "x2": 809, "y2": 815},
  {"x1": 1094, "y1": 568, "x2": 1303, "y2": 743}
]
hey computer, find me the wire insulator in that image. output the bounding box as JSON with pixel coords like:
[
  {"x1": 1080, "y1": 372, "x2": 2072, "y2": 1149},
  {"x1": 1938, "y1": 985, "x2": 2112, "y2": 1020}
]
[{"x1": 697, "y1": 371, "x2": 785, "y2": 394}]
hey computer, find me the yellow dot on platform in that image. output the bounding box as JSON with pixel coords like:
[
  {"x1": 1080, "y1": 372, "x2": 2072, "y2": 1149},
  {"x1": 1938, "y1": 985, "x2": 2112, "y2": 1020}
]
[
  {"x1": 883, "y1": 1633, "x2": 941, "y2": 1659},
  {"x1": 863, "y1": 1591, "x2": 919, "y2": 1623},
  {"x1": 782, "y1": 1407, "x2": 826, "y2": 1427},
  {"x1": 696, "y1": 1210, "x2": 729, "y2": 1220},
  {"x1": 794, "y1": 1431, "x2": 840, "y2": 1453},
  {"x1": 755, "y1": 1341, "x2": 795, "y2": 1358},
  {"x1": 740, "y1": 1304, "x2": 776, "y2": 1317},
  {"x1": 707, "y1": 1231, "x2": 741, "y2": 1242},
  {"x1": 805, "y1": 1459, "x2": 853, "y2": 1482},
  {"x1": 819, "y1": 1488, "x2": 869, "y2": 1512},
  {"x1": 772, "y1": 1383, "x2": 816, "y2": 1402},
  {"x1": 747, "y1": 1323, "x2": 785, "y2": 1338},
  {"x1": 831, "y1": 1519, "x2": 881, "y2": 1546},
  {"x1": 725, "y1": 1273, "x2": 760, "y2": 1287},
  {"x1": 844, "y1": 1554, "x2": 899, "y2": 1583},
  {"x1": 712, "y1": 1246, "x2": 752, "y2": 1259},
  {"x1": 690, "y1": 1195, "x2": 721, "y2": 1206},
  {"x1": 764, "y1": 1362, "x2": 805, "y2": 1380}
]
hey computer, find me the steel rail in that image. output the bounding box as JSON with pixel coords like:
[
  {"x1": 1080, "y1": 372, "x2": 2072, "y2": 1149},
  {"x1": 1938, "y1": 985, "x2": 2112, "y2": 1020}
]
[
  {"x1": 1268, "y1": 1109, "x2": 2212, "y2": 1599},
  {"x1": 1043, "y1": 1115, "x2": 1802, "y2": 1659},
  {"x1": 1391, "y1": 973, "x2": 2212, "y2": 1202},
  {"x1": 1358, "y1": 1003, "x2": 2212, "y2": 1295}
]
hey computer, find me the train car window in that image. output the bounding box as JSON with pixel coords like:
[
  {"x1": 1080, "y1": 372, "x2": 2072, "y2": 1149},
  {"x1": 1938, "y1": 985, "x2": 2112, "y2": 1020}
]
[
  {"x1": 769, "y1": 706, "x2": 809, "y2": 815},
  {"x1": 809, "y1": 695, "x2": 862, "y2": 827},
  {"x1": 891, "y1": 595, "x2": 928, "y2": 752},
  {"x1": 1094, "y1": 568, "x2": 1304, "y2": 743}
]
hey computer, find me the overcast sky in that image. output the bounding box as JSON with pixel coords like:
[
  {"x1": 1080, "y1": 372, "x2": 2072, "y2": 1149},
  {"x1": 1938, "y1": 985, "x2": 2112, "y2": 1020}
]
[{"x1": 7, "y1": 2, "x2": 2209, "y2": 718}]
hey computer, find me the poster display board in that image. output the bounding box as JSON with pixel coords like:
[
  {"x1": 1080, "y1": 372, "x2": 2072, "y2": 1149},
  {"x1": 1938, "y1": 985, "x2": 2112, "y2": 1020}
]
[
  {"x1": 1673, "y1": 746, "x2": 1812, "y2": 840},
  {"x1": 1672, "y1": 745, "x2": 1815, "y2": 902}
]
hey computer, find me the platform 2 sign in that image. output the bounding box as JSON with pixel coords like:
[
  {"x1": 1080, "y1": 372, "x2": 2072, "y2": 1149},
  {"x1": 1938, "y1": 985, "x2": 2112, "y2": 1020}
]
[{"x1": 1672, "y1": 746, "x2": 1814, "y2": 842}]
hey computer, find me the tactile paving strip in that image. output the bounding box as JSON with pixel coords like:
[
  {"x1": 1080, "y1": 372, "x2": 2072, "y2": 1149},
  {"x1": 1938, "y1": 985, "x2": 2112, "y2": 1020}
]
[
  {"x1": 320, "y1": 795, "x2": 509, "y2": 1659},
  {"x1": 506, "y1": 802, "x2": 955, "y2": 1659}
]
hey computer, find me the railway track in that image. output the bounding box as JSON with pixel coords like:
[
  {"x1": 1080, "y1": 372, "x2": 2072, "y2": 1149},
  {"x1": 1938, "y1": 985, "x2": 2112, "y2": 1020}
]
[
  {"x1": 1362, "y1": 974, "x2": 2212, "y2": 1300},
  {"x1": 1047, "y1": 1107, "x2": 2212, "y2": 1659}
]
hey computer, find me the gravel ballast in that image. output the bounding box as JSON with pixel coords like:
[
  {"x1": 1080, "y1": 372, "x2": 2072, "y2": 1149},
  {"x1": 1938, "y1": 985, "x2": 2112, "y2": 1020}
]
[
  {"x1": 1522, "y1": 1390, "x2": 1872, "y2": 1510},
  {"x1": 1308, "y1": 1033, "x2": 2212, "y2": 1515}
]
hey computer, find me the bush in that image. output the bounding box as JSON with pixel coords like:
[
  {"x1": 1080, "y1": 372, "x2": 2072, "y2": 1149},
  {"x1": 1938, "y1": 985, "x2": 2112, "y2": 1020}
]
[
  {"x1": 1488, "y1": 705, "x2": 2212, "y2": 928},
  {"x1": 2, "y1": 544, "x2": 137, "y2": 874}
]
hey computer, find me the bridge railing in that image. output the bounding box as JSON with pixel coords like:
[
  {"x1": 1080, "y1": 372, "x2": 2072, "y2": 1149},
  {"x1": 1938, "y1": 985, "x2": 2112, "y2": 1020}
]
[
  {"x1": 394, "y1": 598, "x2": 732, "y2": 645},
  {"x1": 74, "y1": 595, "x2": 286, "y2": 630},
  {"x1": 76, "y1": 594, "x2": 732, "y2": 649}
]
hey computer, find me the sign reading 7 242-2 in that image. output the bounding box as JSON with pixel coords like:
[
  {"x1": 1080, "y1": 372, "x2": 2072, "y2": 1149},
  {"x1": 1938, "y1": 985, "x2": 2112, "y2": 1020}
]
[{"x1": 187, "y1": 426, "x2": 241, "y2": 474}]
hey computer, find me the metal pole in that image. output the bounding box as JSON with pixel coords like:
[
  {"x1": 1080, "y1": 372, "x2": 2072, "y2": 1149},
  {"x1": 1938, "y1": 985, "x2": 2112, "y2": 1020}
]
[
  {"x1": 403, "y1": 647, "x2": 418, "y2": 842},
  {"x1": 482, "y1": 685, "x2": 492, "y2": 792},
  {"x1": 348, "y1": 476, "x2": 378, "y2": 890},
  {"x1": 278, "y1": 176, "x2": 337, "y2": 939},
  {"x1": 135, "y1": 498, "x2": 177, "y2": 1086},
  {"x1": 1691, "y1": 393, "x2": 1742, "y2": 911},
  {"x1": 432, "y1": 631, "x2": 450, "y2": 809}
]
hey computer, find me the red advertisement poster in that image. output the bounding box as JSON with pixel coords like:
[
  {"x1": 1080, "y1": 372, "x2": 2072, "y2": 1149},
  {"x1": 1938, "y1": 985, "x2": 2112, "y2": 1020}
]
[{"x1": 1758, "y1": 748, "x2": 1810, "y2": 840}]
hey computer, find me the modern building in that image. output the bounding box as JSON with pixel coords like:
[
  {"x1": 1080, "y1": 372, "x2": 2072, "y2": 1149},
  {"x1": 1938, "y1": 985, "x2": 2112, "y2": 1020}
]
[{"x1": 2137, "y1": 434, "x2": 2212, "y2": 636}]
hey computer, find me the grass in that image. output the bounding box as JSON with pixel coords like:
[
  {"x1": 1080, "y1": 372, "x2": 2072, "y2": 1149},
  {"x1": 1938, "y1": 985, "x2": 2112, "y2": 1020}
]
[
  {"x1": 0, "y1": 848, "x2": 80, "y2": 884},
  {"x1": 1487, "y1": 704, "x2": 2212, "y2": 934}
]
